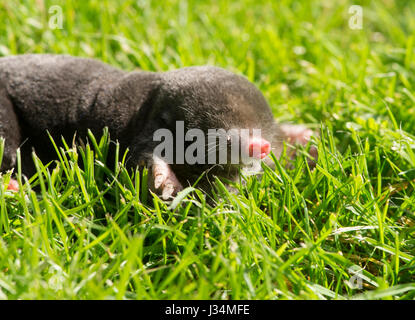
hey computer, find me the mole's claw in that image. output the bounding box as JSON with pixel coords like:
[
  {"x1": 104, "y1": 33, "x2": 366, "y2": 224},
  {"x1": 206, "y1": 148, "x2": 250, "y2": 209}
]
[
  {"x1": 161, "y1": 182, "x2": 176, "y2": 200},
  {"x1": 151, "y1": 156, "x2": 183, "y2": 200},
  {"x1": 154, "y1": 174, "x2": 164, "y2": 190}
]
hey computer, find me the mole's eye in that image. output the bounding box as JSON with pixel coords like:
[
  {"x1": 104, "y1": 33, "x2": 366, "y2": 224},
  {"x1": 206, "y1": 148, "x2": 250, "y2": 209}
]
[{"x1": 160, "y1": 112, "x2": 171, "y2": 127}]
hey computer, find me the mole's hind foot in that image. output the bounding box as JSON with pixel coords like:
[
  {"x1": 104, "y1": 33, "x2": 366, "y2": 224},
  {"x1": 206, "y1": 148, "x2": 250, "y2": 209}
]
[{"x1": 150, "y1": 156, "x2": 183, "y2": 200}]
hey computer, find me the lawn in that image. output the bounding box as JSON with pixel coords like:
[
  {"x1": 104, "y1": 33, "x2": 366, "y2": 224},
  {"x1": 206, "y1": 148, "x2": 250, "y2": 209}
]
[{"x1": 0, "y1": 0, "x2": 415, "y2": 299}]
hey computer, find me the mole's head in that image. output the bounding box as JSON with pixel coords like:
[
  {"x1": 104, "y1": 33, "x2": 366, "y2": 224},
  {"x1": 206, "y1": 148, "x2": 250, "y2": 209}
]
[{"x1": 143, "y1": 66, "x2": 282, "y2": 195}]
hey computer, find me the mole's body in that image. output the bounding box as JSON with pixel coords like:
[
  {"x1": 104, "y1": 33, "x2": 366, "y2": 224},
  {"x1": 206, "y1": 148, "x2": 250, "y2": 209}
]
[{"x1": 0, "y1": 54, "x2": 315, "y2": 198}]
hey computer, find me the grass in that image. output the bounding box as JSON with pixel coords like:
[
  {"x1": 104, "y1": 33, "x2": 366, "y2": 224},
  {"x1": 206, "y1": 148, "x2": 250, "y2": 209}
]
[{"x1": 0, "y1": 0, "x2": 415, "y2": 299}]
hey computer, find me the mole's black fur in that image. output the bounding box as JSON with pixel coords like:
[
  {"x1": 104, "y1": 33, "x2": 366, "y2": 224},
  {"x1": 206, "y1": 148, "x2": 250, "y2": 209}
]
[{"x1": 0, "y1": 54, "x2": 289, "y2": 195}]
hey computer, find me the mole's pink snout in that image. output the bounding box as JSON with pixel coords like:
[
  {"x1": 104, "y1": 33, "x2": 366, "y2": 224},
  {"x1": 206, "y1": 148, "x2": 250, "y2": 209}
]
[
  {"x1": 249, "y1": 137, "x2": 271, "y2": 159},
  {"x1": 7, "y1": 179, "x2": 19, "y2": 192}
]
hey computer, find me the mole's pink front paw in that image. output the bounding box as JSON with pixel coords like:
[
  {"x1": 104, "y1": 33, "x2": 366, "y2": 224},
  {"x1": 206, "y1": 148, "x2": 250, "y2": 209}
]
[
  {"x1": 280, "y1": 124, "x2": 318, "y2": 166},
  {"x1": 151, "y1": 157, "x2": 183, "y2": 200},
  {"x1": 280, "y1": 124, "x2": 313, "y2": 144},
  {"x1": 7, "y1": 178, "x2": 19, "y2": 192}
]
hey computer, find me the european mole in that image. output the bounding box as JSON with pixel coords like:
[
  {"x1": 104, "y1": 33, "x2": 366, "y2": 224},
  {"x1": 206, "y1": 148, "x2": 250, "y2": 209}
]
[{"x1": 0, "y1": 54, "x2": 316, "y2": 198}]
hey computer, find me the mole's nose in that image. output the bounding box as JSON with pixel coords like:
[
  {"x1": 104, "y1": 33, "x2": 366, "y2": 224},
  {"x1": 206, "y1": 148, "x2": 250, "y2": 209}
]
[{"x1": 249, "y1": 137, "x2": 271, "y2": 159}]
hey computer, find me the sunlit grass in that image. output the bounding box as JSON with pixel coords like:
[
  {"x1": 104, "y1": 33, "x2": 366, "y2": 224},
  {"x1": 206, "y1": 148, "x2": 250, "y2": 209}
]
[{"x1": 0, "y1": 0, "x2": 414, "y2": 299}]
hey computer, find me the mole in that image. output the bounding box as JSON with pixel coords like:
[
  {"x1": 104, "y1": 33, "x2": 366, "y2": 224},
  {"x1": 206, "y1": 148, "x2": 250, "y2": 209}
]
[{"x1": 0, "y1": 54, "x2": 317, "y2": 199}]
